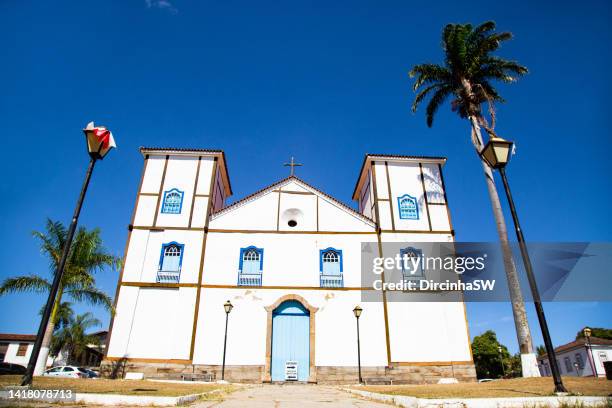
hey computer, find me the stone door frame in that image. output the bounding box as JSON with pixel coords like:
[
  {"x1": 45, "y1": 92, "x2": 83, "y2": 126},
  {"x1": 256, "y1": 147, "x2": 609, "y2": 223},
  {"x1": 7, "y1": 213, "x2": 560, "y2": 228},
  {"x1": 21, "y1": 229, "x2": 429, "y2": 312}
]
[{"x1": 262, "y1": 294, "x2": 318, "y2": 383}]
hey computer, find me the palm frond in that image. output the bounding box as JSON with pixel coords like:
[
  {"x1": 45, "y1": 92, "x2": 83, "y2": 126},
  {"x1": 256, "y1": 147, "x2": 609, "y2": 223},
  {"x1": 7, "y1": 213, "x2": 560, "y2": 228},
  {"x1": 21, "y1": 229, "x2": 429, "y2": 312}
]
[
  {"x1": 66, "y1": 286, "x2": 114, "y2": 314},
  {"x1": 0, "y1": 275, "x2": 51, "y2": 295},
  {"x1": 426, "y1": 86, "x2": 453, "y2": 127}
]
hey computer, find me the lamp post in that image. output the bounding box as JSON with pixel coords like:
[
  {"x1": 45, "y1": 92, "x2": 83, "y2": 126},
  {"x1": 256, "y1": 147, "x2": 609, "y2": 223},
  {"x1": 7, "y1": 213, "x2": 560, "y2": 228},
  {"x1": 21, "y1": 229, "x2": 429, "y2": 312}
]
[
  {"x1": 221, "y1": 300, "x2": 233, "y2": 381},
  {"x1": 21, "y1": 122, "x2": 116, "y2": 386},
  {"x1": 498, "y1": 346, "x2": 506, "y2": 378},
  {"x1": 480, "y1": 137, "x2": 567, "y2": 393},
  {"x1": 583, "y1": 327, "x2": 596, "y2": 377},
  {"x1": 353, "y1": 305, "x2": 363, "y2": 384}
]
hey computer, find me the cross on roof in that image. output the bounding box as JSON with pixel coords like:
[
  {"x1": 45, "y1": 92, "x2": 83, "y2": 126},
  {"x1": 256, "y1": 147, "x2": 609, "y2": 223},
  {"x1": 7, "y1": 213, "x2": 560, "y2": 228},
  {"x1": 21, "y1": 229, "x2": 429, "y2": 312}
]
[{"x1": 283, "y1": 156, "x2": 303, "y2": 176}]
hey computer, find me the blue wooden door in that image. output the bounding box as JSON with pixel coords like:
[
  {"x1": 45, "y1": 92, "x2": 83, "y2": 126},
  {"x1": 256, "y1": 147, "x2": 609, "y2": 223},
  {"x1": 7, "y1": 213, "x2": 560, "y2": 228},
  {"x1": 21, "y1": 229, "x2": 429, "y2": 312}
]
[{"x1": 271, "y1": 300, "x2": 310, "y2": 382}]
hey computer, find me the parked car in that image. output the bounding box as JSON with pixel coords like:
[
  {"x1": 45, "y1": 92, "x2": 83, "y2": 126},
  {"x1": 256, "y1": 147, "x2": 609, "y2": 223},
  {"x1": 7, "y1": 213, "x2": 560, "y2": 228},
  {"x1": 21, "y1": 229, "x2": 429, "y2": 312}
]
[
  {"x1": 43, "y1": 365, "x2": 90, "y2": 378},
  {"x1": 82, "y1": 368, "x2": 100, "y2": 378},
  {"x1": 0, "y1": 362, "x2": 26, "y2": 375}
]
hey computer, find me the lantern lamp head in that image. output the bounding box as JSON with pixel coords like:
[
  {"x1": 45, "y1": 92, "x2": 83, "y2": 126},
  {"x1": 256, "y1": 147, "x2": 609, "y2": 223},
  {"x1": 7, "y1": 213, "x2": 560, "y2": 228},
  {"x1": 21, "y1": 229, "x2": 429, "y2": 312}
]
[
  {"x1": 583, "y1": 327, "x2": 592, "y2": 338},
  {"x1": 83, "y1": 121, "x2": 116, "y2": 160},
  {"x1": 480, "y1": 137, "x2": 514, "y2": 169},
  {"x1": 353, "y1": 305, "x2": 363, "y2": 318},
  {"x1": 224, "y1": 300, "x2": 233, "y2": 314}
]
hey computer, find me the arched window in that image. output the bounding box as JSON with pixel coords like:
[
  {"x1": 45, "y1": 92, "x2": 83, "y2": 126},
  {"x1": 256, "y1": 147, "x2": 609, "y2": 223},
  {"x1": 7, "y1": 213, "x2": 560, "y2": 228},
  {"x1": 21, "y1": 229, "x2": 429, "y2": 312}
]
[
  {"x1": 161, "y1": 188, "x2": 184, "y2": 214},
  {"x1": 320, "y1": 248, "x2": 343, "y2": 288},
  {"x1": 238, "y1": 246, "x2": 263, "y2": 286},
  {"x1": 157, "y1": 242, "x2": 184, "y2": 283},
  {"x1": 397, "y1": 194, "x2": 419, "y2": 220},
  {"x1": 400, "y1": 247, "x2": 424, "y2": 279}
]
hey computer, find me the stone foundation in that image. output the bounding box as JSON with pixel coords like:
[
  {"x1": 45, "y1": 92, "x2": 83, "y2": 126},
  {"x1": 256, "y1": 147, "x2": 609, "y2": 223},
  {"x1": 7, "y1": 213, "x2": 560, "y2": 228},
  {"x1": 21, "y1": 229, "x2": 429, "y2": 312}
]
[{"x1": 101, "y1": 359, "x2": 476, "y2": 384}]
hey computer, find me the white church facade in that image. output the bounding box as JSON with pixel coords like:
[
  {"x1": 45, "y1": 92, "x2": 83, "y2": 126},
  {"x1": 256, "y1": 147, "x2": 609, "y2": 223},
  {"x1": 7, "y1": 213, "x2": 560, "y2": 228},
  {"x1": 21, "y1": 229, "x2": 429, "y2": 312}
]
[{"x1": 103, "y1": 147, "x2": 476, "y2": 383}]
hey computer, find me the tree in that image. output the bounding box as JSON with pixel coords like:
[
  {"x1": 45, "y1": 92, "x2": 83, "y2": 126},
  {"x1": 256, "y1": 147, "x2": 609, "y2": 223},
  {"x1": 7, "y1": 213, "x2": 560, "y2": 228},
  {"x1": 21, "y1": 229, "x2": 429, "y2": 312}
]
[
  {"x1": 472, "y1": 330, "x2": 512, "y2": 379},
  {"x1": 50, "y1": 312, "x2": 101, "y2": 365},
  {"x1": 0, "y1": 219, "x2": 119, "y2": 375},
  {"x1": 576, "y1": 327, "x2": 612, "y2": 340},
  {"x1": 536, "y1": 344, "x2": 546, "y2": 356},
  {"x1": 409, "y1": 21, "x2": 539, "y2": 376}
]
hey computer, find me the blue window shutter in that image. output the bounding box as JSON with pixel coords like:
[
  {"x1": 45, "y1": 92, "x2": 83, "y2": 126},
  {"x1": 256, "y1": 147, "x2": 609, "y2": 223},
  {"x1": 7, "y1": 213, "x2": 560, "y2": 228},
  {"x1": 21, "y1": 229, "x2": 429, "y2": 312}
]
[{"x1": 161, "y1": 188, "x2": 184, "y2": 214}]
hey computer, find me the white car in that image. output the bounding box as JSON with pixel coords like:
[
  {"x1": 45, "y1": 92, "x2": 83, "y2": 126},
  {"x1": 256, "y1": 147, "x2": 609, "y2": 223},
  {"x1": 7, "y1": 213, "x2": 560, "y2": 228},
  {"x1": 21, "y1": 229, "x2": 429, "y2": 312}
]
[{"x1": 43, "y1": 366, "x2": 89, "y2": 378}]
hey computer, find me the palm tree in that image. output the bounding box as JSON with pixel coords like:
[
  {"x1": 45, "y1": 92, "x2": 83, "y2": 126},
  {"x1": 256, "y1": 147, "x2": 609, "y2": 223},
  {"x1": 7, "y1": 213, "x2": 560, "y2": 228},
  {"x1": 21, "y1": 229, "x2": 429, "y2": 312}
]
[
  {"x1": 50, "y1": 312, "x2": 101, "y2": 366},
  {"x1": 0, "y1": 219, "x2": 119, "y2": 375},
  {"x1": 409, "y1": 21, "x2": 540, "y2": 376}
]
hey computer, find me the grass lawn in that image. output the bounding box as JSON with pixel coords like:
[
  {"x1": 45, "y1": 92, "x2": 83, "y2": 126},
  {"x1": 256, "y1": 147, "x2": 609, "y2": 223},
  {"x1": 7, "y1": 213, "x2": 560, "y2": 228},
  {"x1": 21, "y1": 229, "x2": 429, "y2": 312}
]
[
  {"x1": 355, "y1": 377, "x2": 612, "y2": 399},
  {"x1": 0, "y1": 375, "x2": 235, "y2": 397}
]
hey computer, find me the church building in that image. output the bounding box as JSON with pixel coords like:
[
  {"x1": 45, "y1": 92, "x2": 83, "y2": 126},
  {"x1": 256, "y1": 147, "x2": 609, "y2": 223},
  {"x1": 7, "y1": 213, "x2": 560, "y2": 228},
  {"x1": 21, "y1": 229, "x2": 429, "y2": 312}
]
[{"x1": 103, "y1": 147, "x2": 476, "y2": 383}]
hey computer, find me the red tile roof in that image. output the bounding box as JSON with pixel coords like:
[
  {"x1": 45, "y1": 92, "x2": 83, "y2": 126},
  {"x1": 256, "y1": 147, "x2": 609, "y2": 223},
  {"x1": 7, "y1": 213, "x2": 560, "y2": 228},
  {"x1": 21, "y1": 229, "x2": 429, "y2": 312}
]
[
  {"x1": 0, "y1": 333, "x2": 36, "y2": 342},
  {"x1": 537, "y1": 337, "x2": 612, "y2": 357}
]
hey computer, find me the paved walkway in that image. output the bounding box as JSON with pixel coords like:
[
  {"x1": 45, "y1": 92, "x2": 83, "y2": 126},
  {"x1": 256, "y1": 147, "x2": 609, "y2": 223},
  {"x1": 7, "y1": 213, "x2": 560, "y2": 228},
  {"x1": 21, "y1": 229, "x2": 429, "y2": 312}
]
[{"x1": 197, "y1": 384, "x2": 391, "y2": 407}]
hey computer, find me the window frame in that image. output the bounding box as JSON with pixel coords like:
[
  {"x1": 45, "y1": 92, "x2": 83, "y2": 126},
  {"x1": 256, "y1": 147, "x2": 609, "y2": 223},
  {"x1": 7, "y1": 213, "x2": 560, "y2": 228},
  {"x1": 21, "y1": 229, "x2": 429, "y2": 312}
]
[
  {"x1": 158, "y1": 242, "x2": 185, "y2": 277},
  {"x1": 397, "y1": 194, "x2": 419, "y2": 220},
  {"x1": 161, "y1": 188, "x2": 185, "y2": 214},
  {"x1": 237, "y1": 246, "x2": 264, "y2": 286},
  {"x1": 319, "y1": 247, "x2": 343, "y2": 274},
  {"x1": 400, "y1": 247, "x2": 425, "y2": 279},
  {"x1": 16, "y1": 343, "x2": 28, "y2": 357}
]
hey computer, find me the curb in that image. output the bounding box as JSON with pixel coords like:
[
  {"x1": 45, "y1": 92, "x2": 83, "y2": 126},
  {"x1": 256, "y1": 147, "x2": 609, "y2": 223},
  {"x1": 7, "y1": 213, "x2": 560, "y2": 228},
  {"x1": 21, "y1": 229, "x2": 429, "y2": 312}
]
[{"x1": 342, "y1": 388, "x2": 612, "y2": 408}]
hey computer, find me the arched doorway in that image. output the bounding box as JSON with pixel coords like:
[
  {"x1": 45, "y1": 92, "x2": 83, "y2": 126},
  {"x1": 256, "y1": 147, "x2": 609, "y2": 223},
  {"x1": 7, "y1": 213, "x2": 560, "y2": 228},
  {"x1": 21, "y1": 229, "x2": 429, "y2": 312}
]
[
  {"x1": 263, "y1": 295, "x2": 318, "y2": 383},
  {"x1": 271, "y1": 300, "x2": 309, "y2": 381}
]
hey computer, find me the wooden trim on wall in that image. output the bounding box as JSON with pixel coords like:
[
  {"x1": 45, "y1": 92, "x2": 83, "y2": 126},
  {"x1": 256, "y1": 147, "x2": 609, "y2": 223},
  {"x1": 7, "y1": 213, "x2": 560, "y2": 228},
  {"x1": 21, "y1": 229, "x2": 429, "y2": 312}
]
[
  {"x1": 391, "y1": 360, "x2": 474, "y2": 367},
  {"x1": 105, "y1": 357, "x2": 192, "y2": 364},
  {"x1": 272, "y1": 189, "x2": 314, "y2": 195},
  {"x1": 380, "y1": 229, "x2": 454, "y2": 235},
  {"x1": 200, "y1": 284, "x2": 374, "y2": 291},
  {"x1": 105, "y1": 155, "x2": 149, "y2": 356},
  {"x1": 262, "y1": 294, "x2": 318, "y2": 383},
  {"x1": 188, "y1": 157, "x2": 202, "y2": 228},
  {"x1": 139, "y1": 192, "x2": 158, "y2": 197},
  {"x1": 121, "y1": 282, "x2": 199, "y2": 288},
  {"x1": 152, "y1": 155, "x2": 170, "y2": 227},
  {"x1": 384, "y1": 161, "x2": 396, "y2": 231},
  {"x1": 189, "y1": 158, "x2": 218, "y2": 360},
  {"x1": 438, "y1": 163, "x2": 454, "y2": 232},
  {"x1": 276, "y1": 189, "x2": 282, "y2": 231},
  {"x1": 130, "y1": 226, "x2": 378, "y2": 234},
  {"x1": 370, "y1": 161, "x2": 392, "y2": 366},
  {"x1": 316, "y1": 196, "x2": 319, "y2": 231},
  {"x1": 419, "y1": 163, "x2": 432, "y2": 231}
]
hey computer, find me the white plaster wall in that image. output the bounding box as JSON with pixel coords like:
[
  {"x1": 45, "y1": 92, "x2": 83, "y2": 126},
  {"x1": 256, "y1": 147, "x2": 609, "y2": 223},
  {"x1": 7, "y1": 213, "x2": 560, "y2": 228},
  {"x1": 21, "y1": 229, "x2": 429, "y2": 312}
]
[
  {"x1": 133, "y1": 196, "x2": 157, "y2": 227},
  {"x1": 156, "y1": 156, "x2": 198, "y2": 228},
  {"x1": 122, "y1": 229, "x2": 204, "y2": 284},
  {"x1": 386, "y1": 301, "x2": 471, "y2": 362},
  {"x1": 278, "y1": 193, "x2": 317, "y2": 231},
  {"x1": 2, "y1": 342, "x2": 33, "y2": 366},
  {"x1": 202, "y1": 232, "x2": 373, "y2": 288},
  {"x1": 140, "y1": 156, "x2": 166, "y2": 194},
  {"x1": 191, "y1": 197, "x2": 210, "y2": 228},
  {"x1": 385, "y1": 162, "x2": 431, "y2": 231},
  {"x1": 422, "y1": 163, "x2": 446, "y2": 204},
  {"x1": 107, "y1": 286, "x2": 196, "y2": 360},
  {"x1": 210, "y1": 180, "x2": 373, "y2": 232},
  {"x1": 192, "y1": 288, "x2": 388, "y2": 367},
  {"x1": 195, "y1": 158, "x2": 215, "y2": 195}
]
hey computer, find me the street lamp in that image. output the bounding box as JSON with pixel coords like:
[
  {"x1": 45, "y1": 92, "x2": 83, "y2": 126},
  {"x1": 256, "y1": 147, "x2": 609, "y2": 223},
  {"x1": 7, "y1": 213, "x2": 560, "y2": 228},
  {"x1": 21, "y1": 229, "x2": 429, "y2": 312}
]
[
  {"x1": 498, "y1": 346, "x2": 506, "y2": 378},
  {"x1": 21, "y1": 122, "x2": 116, "y2": 386},
  {"x1": 353, "y1": 305, "x2": 363, "y2": 384},
  {"x1": 480, "y1": 136, "x2": 567, "y2": 393},
  {"x1": 583, "y1": 327, "x2": 596, "y2": 377},
  {"x1": 221, "y1": 300, "x2": 233, "y2": 381}
]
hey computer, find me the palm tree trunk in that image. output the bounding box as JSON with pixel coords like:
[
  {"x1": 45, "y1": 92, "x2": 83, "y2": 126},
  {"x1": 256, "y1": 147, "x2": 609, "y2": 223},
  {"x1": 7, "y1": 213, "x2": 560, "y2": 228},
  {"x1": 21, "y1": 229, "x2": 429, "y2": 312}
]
[
  {"x1": 469, "y1": 116, "x2": 541, "y2": 377},
  {"x1": 33, "y1": 287, "x2": 63, "y2": 375}
]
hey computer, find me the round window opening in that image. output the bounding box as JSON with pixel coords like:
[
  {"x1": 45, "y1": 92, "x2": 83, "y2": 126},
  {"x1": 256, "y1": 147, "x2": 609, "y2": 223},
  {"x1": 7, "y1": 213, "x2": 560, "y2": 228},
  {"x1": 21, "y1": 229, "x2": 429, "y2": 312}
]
[{"x1": 288, "y1": 220, "x2": 298, "y2": 227}]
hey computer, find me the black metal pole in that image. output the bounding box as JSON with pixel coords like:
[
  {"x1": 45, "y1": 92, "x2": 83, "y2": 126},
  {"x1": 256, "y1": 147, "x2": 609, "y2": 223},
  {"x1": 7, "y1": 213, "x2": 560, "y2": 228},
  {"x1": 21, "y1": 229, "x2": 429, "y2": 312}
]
[
  {"x1": 21, "y1": 157, "x2": 97, "y2": 386},
  {"x1": 356, "y1": 316, "x2": 362, "y2": 384},
  {"x1": 498, "y1": 167, "x2": 567, "y2": 393},
  {"x1": 221, "y1": 311, "x2": 229, "y2": 381}
]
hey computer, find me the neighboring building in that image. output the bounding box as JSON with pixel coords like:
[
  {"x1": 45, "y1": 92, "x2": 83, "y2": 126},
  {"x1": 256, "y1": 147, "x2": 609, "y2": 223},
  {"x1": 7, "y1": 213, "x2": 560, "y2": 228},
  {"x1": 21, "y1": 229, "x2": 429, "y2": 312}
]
[
  {"x1": 104, "y1": 148, "x2": 475, "y2": 383},
  {"x1": 0, "y1": 331, "x2": 108, "y2": 369},
  {"x1": 0, "y1": 333, "x2": 37, "y2": 367},
  {"x1": 537, "y1": 337, "x2": 612, "y2": 377},
  {"x1": 52, "y1": 330, "x2": 108, "y2": 368}
]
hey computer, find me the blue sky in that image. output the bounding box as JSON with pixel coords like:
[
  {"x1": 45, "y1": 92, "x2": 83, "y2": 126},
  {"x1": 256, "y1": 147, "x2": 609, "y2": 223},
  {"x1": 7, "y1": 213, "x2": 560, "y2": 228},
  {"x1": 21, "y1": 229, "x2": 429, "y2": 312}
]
[{"x1": 0, "y1": 0, "x2": 610, "y2": 354}]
